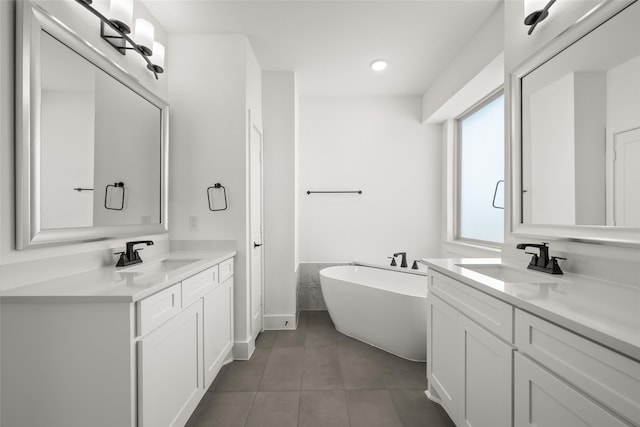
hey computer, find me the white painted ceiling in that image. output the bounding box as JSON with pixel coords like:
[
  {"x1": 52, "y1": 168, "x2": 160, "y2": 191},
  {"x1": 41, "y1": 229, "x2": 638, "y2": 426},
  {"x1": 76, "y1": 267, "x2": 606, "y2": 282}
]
[{"x1": 142, "y1": 0, "x2": 501, "y2": 96}]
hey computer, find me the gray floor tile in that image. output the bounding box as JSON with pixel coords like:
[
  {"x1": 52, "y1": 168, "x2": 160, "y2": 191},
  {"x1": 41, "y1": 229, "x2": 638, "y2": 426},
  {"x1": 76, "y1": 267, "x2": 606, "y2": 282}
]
[
  {"x1": 245, "y1": 391, "x2": 300, "y2": 427},
  {"x1": 255, "y1": 330, "x2": 277, "y2": 348},
  {"x1": 382, "y1": 357, "x2": 428, "y2": 389},
  {"x1": 202, "y1": 311, "x2": 454, "y2": 426},
  {"x1": 213, "y1": 348, "x2": 270, "y2": 392},
  {"x1": 302, "y1": 346, "x2": 344, "y2": 390},
  {"x1": 193, "y1": 392, "x2": 255, "y2": 427},
  {"x1": 305, "y1": 310, "x2": 334, "y2": 327},
  {"x1": 389, "y1": 389, "x2": 455, "y2": 427},
  {"x1": 305, "y1": 314, "x2": 339, "y2": 346},
  {"x1": 185, "y1": 391, "x2": 212, "y2": 427},
  {"x1": 346, "y1": 389, "x2": 403, "y2": 427},
  {"x1": 338, "y1": 343, "x2": 386, "y2": 390},
  {"x1": 299, "y1": 390, "x2": 350, "y2": 427},
  {"x1": 274, "y1": 328, "x2": 307, "y2": 347},
  {"x1": 259, "y1": 346, "x2": 304, "y2": 390},
  {"x1": 274, "y1": 315, "x2": 307, "y2": 347}
]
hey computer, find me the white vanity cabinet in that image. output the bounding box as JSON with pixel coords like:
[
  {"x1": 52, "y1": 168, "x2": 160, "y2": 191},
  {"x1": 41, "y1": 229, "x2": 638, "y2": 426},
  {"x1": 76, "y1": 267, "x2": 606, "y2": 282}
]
[
  {"x1": 427, "y1": 271, "x2": 514, "y2": 427},
  {"x1": 514, "y1": 309, "x2": 639, "y2": 427},
  {"x1": 137, "y1": 260, "x2": 235, "y2": 427},
  {"x1": 426, "y1": 265, "x2": 640, "y2": 427},
  {"x1": 0, "y1": 254, "x2": 235, "y2": 427}
]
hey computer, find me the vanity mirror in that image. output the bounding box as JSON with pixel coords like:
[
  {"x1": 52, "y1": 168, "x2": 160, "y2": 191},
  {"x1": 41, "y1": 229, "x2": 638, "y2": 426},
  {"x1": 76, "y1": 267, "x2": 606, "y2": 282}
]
[
  {"x1": 511, "y1": 0, "x2": 640, "y2": 245},
  {"x1": 16, "y1": 1, "x2": 168, "y2": 249}
]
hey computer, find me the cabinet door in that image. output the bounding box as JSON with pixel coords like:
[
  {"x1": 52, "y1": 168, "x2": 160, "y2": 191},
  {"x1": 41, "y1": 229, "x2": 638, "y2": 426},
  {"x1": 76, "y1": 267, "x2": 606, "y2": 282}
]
[
  {"x1": 458, "y1": 314, "x2": 513, "y2": 427},
  {"x1": 514, "y1": 353, "x2": 629, "y2": 427},
  {"x1": 138, "y1": 300, "x2": 204, "y2": 427},
  {"x1": 427, "y1": 294, "x2": 459, "y2": 424},
  {"x1": 203, "y1": 278, "x2": 234, "y2": 388}
]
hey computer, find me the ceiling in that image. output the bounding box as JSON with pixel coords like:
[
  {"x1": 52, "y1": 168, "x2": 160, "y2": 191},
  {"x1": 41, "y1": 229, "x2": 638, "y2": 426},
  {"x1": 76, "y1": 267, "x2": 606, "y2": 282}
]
[{"x1": 142, "y1": 0, "x2": 501, "y2": 96}]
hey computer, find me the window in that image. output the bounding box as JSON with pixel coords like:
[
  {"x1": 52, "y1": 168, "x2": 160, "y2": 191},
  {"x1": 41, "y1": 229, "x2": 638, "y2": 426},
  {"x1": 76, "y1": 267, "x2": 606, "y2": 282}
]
[{"x1": 457, "y1": 92, "x2": 504, "y2": 245}]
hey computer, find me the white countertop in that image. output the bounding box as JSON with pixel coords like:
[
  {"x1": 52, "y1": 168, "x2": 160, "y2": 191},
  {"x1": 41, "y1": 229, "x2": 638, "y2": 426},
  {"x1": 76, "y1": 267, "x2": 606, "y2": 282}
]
[
  {"x1": 421, "y1": 258, "x2": 640, "y2": 362},
  {"x1": 0, "y1": 251, "x2": 236, "y2": 303}
]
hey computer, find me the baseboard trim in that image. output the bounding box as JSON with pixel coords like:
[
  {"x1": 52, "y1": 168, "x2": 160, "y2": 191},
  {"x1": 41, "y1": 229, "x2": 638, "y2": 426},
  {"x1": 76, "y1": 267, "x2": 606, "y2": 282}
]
[
  {"x1": 232, "y1": 337, "x2": 256, "y2": 360},
  {"x1": 263, "y1": 314, "x2": 297, "y2": 330}
]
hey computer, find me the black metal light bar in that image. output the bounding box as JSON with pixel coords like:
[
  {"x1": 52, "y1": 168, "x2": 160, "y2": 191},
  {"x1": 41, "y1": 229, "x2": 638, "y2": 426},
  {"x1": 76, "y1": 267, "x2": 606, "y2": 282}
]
[
  {"x1": 74, "y1": 0, "x2": 161, "y2": 79},
  {"x1": 524, "y1": 0, "x2": 556, "y2": 35}
]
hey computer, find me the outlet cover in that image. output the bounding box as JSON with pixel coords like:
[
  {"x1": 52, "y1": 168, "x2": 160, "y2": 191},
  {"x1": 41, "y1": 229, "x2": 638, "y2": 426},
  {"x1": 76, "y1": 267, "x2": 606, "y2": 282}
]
[{"x1": 188, "y1": 216, "x2": 198, "y2": 231}]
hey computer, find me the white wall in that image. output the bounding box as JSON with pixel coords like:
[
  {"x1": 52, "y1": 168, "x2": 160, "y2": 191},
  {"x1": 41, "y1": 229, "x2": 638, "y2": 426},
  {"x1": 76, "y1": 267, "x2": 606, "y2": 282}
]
[
  {"x1": 527, "y1": 73, "x2": 576, "y2": 225},
  {"x1": 168, "y1": 33, "x2": 262, "y2": 350},
  {"x1": 607, "y1": 56, "x2": 640, "y2": 134},
  {"x1": 503, "y1": 0, "x2": 640, "y2": 286},
  {"x1": 421, "y1": 2, "x2": 503, "y2": 123},
  {"x1": 262, "y1": 71, "x2": 298, "y2": 329},
  {"x1": 573, "y1": 72, "x2": 606, "y2": 226},
  {"x1": 525, "y1": 71, "x2": 606, "y2": 226},
  {"x1": 299, "y1": 96, "x2": 441, "y2": 263},
  {"x1": 0, "y1": 0, "x2": 169, "y2": 288}
]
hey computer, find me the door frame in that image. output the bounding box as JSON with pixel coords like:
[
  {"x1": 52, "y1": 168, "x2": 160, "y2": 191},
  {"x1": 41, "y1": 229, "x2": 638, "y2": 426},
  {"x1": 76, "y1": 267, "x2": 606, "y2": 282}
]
[
  {"x1": 607, "y1": 126, "x2": 640, "y2": 226},
  {"x1": 248, "y1": 109, "x2": 264, "y2": 337}
]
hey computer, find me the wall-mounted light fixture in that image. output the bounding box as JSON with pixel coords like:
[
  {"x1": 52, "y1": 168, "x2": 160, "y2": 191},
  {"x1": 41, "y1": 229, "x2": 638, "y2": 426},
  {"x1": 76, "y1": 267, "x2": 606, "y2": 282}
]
[
  {"x1": 524, "y1": 0, "x2": 556, "y2": 35},
  {"x1": 75, "y1": 0, "x2": 164, "y2": 79}
]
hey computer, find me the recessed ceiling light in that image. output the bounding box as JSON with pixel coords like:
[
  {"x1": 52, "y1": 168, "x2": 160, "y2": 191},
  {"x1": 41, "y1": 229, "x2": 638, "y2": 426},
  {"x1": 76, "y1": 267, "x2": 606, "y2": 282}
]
[{"x1": 370, "y1": 59, "x2": 387, "y2": 71}]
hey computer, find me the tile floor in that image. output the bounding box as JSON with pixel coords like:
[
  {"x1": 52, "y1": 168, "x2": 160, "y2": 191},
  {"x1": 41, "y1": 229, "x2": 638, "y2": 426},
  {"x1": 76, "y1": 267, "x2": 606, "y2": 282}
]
[{"x1": 186, "y1": 310, "x2": 454, "y2": 427}]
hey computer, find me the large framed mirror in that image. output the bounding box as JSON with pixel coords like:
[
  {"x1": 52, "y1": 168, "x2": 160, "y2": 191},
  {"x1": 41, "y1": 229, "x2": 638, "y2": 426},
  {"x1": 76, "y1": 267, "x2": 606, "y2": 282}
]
[
  {"x1": 510, "y1": 0, "x2": 640, "y2": 246},
  {"x1": 16, "y1": 1, "x2": 169, "y2": 249}
]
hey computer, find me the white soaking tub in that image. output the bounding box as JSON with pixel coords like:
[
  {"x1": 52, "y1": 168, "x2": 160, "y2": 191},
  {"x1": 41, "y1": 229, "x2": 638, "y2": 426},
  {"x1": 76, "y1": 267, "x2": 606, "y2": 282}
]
[{"x1": 320, "y1": 265, "x2": 427, "y2": 361}]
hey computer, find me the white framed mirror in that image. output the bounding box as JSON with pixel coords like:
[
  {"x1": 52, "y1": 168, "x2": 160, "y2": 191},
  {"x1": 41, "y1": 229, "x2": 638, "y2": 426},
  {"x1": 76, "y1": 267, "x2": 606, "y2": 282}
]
[
  {"x1": 16, "y1": 1, "x2": 169, "y2": 249},
  {"x1": 510, "y1": 0, "x2": 640, "y2": 246}
]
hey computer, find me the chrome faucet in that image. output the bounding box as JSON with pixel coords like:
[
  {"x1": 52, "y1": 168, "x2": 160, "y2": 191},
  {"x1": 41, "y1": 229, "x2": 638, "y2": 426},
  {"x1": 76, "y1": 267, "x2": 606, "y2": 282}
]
[
  {"x1": 516, "y1": 242, "x2": 565, "y2": 274},
  {"x1": 115, "y1": 240, "x2": 154, "y2": 267},
  {"x1": 393, "y1": 252, "x2": 408, "y2": 268}
]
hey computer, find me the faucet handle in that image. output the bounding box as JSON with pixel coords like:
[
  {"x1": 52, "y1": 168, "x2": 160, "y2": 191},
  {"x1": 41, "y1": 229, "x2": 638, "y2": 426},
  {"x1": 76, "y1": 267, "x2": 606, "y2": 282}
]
[
  {"x1": 524, "y1": 251, "x2": 539, "y2": 266},
  {"x1": 114, "y1": 252, "x2": 128, "y2": 267},
  {"x1": 388, "y1": 256, "x2": 397, "y2": 267},
  {"x1": 549, "y1": 256, "x2": 566, "y2": 274}
]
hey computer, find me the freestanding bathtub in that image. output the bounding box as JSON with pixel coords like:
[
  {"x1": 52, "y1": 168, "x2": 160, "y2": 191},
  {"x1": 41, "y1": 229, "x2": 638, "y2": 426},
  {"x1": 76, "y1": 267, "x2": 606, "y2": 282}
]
[{"x1": 320, "y1": 265, "x2": 427, "y2": 361}]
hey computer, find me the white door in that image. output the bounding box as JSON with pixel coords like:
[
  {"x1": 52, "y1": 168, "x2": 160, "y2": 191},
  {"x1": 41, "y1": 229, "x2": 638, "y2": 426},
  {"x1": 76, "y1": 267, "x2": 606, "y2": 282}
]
[
  {"x1": 249, "y1": 111, "x2": 264, "y2": 339},
  {"x1": 203, "y1": 279, "x2": 233, "y2": 388},
  {"x1": 614, "y1": 127, "x2": 640, "y2": 226},
  {"x1": 458, "y1": 314, "x2": 512, "y2": 427},
  {"x1": 138, "y1": 301, "x2": 204, "y2": 427},
  {"x1": 427, "y1": 294, "x2": 459, "y2": 425}
]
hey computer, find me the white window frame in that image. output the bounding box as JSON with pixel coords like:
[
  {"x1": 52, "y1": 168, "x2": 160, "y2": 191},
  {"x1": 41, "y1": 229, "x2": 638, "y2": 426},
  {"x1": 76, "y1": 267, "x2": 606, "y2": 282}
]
[{"x1": 453, "y1": 88, "x2": 505, "y2": 248}]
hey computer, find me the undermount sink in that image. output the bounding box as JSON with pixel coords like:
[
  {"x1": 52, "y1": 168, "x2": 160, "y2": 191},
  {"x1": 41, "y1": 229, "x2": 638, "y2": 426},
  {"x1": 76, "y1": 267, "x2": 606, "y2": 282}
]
[
  {"x1": 455, "y1": 263, "x2": 564, "y2": 284},
  {"x1": 119, "y1": 258, "x2": 200, "y2": 275}
]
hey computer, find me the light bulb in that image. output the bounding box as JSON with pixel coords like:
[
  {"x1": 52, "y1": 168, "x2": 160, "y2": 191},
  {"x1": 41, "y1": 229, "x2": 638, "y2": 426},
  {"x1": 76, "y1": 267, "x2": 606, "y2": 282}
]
[
  {"x1": 147, "y1": 41, "x2": 165, "y2": 73},
  {"x1": 109, "y1": 0, "x2": 133, "y2": 34},
  {"x1": 134, "y1": 18, "x2": 154, "y2": 56}
]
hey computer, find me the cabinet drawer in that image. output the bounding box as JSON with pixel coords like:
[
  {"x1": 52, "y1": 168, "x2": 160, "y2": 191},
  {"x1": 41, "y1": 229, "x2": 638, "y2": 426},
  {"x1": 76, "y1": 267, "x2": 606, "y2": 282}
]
[
  {"x1": 219, "y1": 258, "x2": 233, "y2": 283},
  {"x1": 514, "y1": 352, "x2": 628, "y2": 427},
  {"x1": 137, "y1": 284, "x2": 182, "y2": 336},
  {"x1": 428, "y1": 271, "x2": 513, "y2": 342},
  {"x1": 182, "y1": 266, "x2": 218, "y2": 307},
  {"x1": 515, "y1": 309, "x2": 640, "y2": 424}
]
